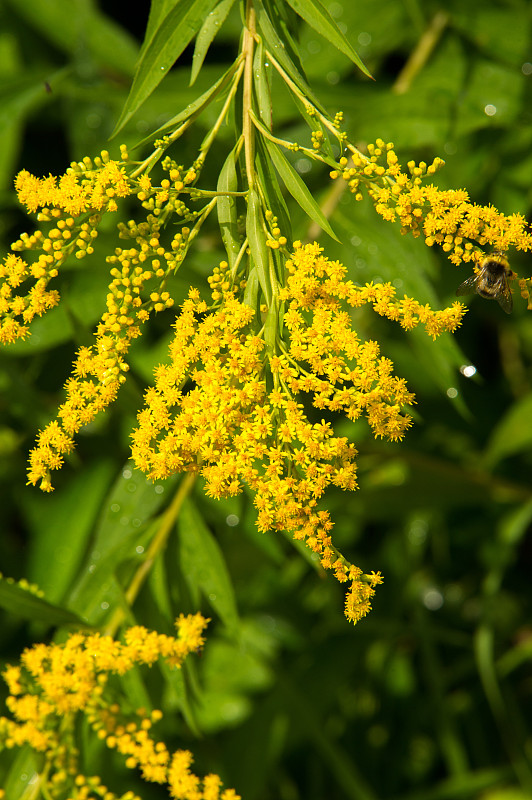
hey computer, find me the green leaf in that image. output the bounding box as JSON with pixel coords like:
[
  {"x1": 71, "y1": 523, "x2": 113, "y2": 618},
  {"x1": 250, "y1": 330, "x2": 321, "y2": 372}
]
[
  {"x1": 246, "y1": 188, "x2": 272, "y2": 307},
  {"x1": 254, "y1": 0, "x2": 328, "y2": 116},
  {"x1": 66, "y1": 463, "x2": 179, "y2": 623},
  {"x1": 133, "y1": 59, "x2": 241, "y2": 148},
  {"x1": 243, "y1": 266, "x2": 260, "y2": 311},
  {"x1": 0, "y1": 577, "x2": 89, "y2": 627},
  {"x1": 22, "y1": 459, "x2": 116, "y2": 604},
  {"x1": 264, "y1": 303, "x2": 279, "y2": 354},
  {"x1": 284, "y1": 0, "x2": 372, "y2": 79},
  {"x1": 253, "y1": 34, "x2": 272, "y2": 128},
  {"x1": 484, "y1": 393, "x2": 532, "y2": 466},
  {"x1": 147, "y1": 553, "x2": 174, "y2": 624},
  {"x1": 159, "y1": 656, "x2": 202, "y2": 736},
  {"x1": 263, "y1": 137, "x2": 338, "y2": 241},
  {"x1": 190, "y1": 0, "x2": 236, "y2": 85},
  {"x1": 113, "y1": 0, "x2": 219, "y2": 136},
  {"x1": 119, "y1": 663, "x2": 153, "y2": 714},
  {"x1": 498, "y1": 498, "x2": 532, "y2": 548},
  {"x1": 255, "y1": 137, "x2": 291, "y2": 242},
  {"x1": 91, "y1": 462, "x2": 179, "y2": 560},
  {"x1": 217, "y1": 146, "x2": 242, "y2": 269},
  {"x1": 2, "y1": 304, "x2": 75, "y2": 354},
  {"x1": 64, "y1": 531, "x2": 148, "y2": 626},
  {"x1": 145, "y1": 0, "x2": 181, "y2": 42},
  {"x1": 178, "y1": 498, "x2": 240, "y2": 633},
  {"x1": 2, "y1": 746, "x2": 41, "y2": 800}
]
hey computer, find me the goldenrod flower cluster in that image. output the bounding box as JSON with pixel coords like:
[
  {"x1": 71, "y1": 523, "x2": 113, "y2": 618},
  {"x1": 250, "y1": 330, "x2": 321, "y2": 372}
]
[
  {"x1": 1, "y1": 136, "x2": 506, "y2": 623},
  {"x1": 3, "y1": 150, "x2": 205, "y2": 491},
  {"x1": 0, "y1": 614, "x2": 240, "y2": 800},
  {"x1": 2, "y1": 151, "x2": 133, "y2": 345},
  {"x1": 331, "y1": 139, "x2": 532, "y2": 274},
  {"x1": 131, "y1": 241, "x2": 464, "y2": 623}
]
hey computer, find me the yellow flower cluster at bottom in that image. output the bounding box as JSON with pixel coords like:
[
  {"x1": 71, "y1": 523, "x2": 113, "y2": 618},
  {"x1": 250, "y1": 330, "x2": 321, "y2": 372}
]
[{"x1": 0, "y1": 614, "x2": 240, "y2": 800}]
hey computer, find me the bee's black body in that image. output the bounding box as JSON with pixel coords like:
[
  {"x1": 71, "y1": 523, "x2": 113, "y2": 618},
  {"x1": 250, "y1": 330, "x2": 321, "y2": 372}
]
[{"x1": 456, "y1": 252, "x2": 513, "y2": 314}]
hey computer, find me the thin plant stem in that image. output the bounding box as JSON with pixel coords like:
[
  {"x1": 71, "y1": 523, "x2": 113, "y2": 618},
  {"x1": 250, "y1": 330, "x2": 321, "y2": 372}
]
[
  {"x1": 103, "y1": 472, "x2": 196, "y2": 638},
  {"x1": 393, "y1": 11, "x2": 449, "y2": 95},
  {"x1": 242, "y1": 1, "x2": 257, "y2": 188}
]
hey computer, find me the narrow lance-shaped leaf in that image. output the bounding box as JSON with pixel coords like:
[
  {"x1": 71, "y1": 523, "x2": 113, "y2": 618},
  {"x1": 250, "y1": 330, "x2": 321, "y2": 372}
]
[
  {"x1": 147, "y1": 554, "x2": 174, "y2": 624},
  {"x1": 178, "y1": 498, "x2": 240, "y2": 633},
  {"x1": 254, "y1": 35, "x2": 272, "y2": 129},
  {"x1": 66, "y1": 463, "x2": 179, "y2": 622},
  {"x1": 243, "y1": 266, "x2": 260, "y2": 310},
  {"x1": 255, "y1": 136, "x2": 292, "y2": 243},
  {"x1": 190, "y1": 0, "x2": 236, "y2": 85},
  {"x1": 144, "y1": 0, "x2": 181, "y2": 43},
  {"x1": 0, "y1": 579, "x2": 90, "y2": 628},
  {"x1": 284, "y1": 0, "x2": 373, "y2": 79},
  {"x1": 3, "y1": 748, "x2": 41, "y2": 800},
  {"x1": 113, "y1": 0, "x2": 218, "y2": 136},
  {"x1": 485, "y1": 393, "x2": 532, "y2": 466},
  {"x1": 134, "y1": 59, "x2": 242, "y2": 148},
  {"x1": 118, "y1": 663, "x2": 153, "y2": 716},
  {"x1": 263, "y1": 137, "x2": 339, "y2": 241},
  {"x1": 247, "y1": 188, "x2": 273, "y2": 307},
  {"x1": 24, "y1": 459, "x2": 116, "y2": 605},
  {"x1": 254, "y1": 0, "x2": 330, "y2": 116},
  {"x1": 217, "y1": 147, "x2": 241, "y2": 269},
  {"x1": 264, "y1": 302, "x2": 279, "y2": 355}
]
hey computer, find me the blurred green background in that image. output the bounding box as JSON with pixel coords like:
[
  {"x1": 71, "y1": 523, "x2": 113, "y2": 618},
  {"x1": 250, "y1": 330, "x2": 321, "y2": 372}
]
[{"x1": 0, "y1": 0, "x2": 531, "y2": 798}]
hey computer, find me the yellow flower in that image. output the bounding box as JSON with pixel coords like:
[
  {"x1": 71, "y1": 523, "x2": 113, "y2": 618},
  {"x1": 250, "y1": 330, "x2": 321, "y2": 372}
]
[
  {"x1": 131, "y1": 243, "x2": 462, "y2": 625},
  {"x1": 0, "y1": 616, "x2": 239, "y2": 799},
  {"x1": 331, "y1": 141, "x2": 532, "y2": 285}
]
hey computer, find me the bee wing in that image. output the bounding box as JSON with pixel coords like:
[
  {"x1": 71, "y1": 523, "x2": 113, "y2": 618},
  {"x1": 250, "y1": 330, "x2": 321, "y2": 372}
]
[
  {"x1": 495, "y1": 281, "x2": 513, "y2": 314},
  {"x1": 455, "y1": 274, "x2": 479, "y2": 297}
]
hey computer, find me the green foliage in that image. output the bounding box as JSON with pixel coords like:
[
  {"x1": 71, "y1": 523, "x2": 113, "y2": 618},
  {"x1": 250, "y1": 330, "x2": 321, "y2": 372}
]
[{"x1": 1, "y1": 0, "x2": 532, "y2": 798}]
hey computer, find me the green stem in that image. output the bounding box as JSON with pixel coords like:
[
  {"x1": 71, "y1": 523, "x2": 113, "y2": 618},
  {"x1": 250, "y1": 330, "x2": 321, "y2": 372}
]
[
  {"x1": 199, "y1": 57, "x2": 245, "y2": 160},
  {"x1": 129, "y1": 119, "x2": 194, "y2": 179},
  {"x1": 186, "y1": 188, "x2": 248, "y2": 199},
  {"x1": 185, "y1": 197, "x2": 218, "y2": 246},
  {"x1": 103, "y1": 472, "x2": 196, "y2": 637},
  {"x1": 243, "y1": 1, "x2": 257, "y2": 188},
  {"x1": 230, "y1": 239, "x2": 249, "y2": 281},
  {"x1": 265, "y1": 47, "x2": 354, "y2": 149},
  {"x1": 393, "y1": 11, "x2": 449, "y2": 95},
  {"x1": 249, "y1": 107, "x2": 333, "y2": 166}
]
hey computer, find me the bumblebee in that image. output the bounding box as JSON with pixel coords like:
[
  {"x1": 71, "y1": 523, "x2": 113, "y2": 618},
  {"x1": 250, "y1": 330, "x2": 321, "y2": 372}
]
[{"x1": 456, "y1": 252, "x2": 513, "y2": 314}]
